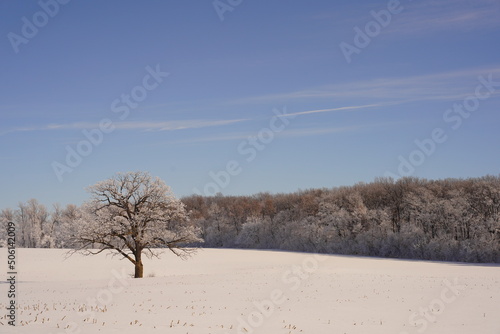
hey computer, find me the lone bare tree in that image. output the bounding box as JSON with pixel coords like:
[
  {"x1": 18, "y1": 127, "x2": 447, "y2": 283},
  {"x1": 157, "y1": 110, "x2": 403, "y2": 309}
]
[{"x1": 73, "y1": 171, "x2": 201, "y2": 278}]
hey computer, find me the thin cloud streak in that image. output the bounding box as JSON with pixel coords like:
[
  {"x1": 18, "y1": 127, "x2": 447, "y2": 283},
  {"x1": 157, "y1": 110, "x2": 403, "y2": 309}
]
[
  {"x1": 283, "y1": 104, "x2": 386, "y2": 117},
  {"x1": 117, "y1": 119, "x2": 248, "y2": 131},
  {"x1": 0, "y1": 102, "x2": 401, "y2": 136},
  {"x1": 225, "y1": 66, "x2": 500, "y2": 105},
  {"x1": 0, "y1": 118, "x2": 249, "y2": 136},
  {"x1": 4, "y1": 65, "x2": 499, "y2": 136},
  {"x1": 386, "y1": 0, "x2": 500, "y2": 35},
  {"x1": 170, "y1": 122, "x2": 398, "y2": 145}
]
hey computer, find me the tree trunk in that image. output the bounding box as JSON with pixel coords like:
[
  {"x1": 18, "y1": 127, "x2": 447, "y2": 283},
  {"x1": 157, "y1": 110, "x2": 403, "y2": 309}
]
[
  {"x1": 134, "y1": 251, "x2": 144, "y2": 278},
  {"x1": 134, "y1": 261, "x2": 143, "y2": 278}
]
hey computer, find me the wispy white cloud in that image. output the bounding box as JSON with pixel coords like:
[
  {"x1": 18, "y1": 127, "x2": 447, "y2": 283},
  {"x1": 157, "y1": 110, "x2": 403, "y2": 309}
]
[
  {"x1": 4, "y1": 66, "x2": 499, "y2": 137},
  {"x1": 169, "y1": 122, "x2": 399, "y2": 144},
  {"x1": 226, "y1": 66, "x2": 500, "y2": 105},
  {"x1": 320, "y1": 0, "x2": 500, "y2": 34},
  {"x1": 0, "y1": 122, "x2": 95, "y2": 134},
  {"x1": 0, "y1": 118, "x2": 248, "y2": 136},
  {"x1": 388, "y1": 0, "x2": 500, "y2": 35},
  {"x1": 116, "y1": 119, "x2": 248, "y2": 131},
  {"x1": 0, "y1": 104, "x2": 392, "y2": 136},
  {"x1": 283, "y1": 104, "x2": 386, "y2": 117}
]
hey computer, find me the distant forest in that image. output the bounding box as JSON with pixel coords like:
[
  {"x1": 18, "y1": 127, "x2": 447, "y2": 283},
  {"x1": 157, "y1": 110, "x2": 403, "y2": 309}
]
[{"x1": 2, "y1": 176, "x2": 500, "y2": 263}]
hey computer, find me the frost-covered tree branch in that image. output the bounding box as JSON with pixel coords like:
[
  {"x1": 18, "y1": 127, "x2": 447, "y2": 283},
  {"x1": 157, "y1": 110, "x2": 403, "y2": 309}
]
[{"x1": 70, "y1": 171, "x2": 202, "y2": 278}]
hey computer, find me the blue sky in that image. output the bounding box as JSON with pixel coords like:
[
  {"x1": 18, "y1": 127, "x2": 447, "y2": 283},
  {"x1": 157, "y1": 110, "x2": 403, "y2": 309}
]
[{"x1": 1, "y1": 0, "x2": 499, "y2": 210}]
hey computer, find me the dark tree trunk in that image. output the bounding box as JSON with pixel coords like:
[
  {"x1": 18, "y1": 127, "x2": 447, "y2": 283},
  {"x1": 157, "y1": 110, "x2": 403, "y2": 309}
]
[{"x1": 134, "y1": 251, "x2": 144, "y2": 278}]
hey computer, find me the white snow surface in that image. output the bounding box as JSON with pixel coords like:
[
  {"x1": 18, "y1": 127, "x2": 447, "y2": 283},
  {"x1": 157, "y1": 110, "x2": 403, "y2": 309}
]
[{"x1": 0, "y1": 248, "x2": 499, "y2": 333}]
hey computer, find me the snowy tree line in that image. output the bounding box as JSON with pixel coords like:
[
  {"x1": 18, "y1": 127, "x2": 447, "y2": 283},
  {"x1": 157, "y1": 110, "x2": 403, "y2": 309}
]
[
  {"x1": 0, "y1": 200, "x2": 81, "y2": 249},
  {"x1": 1, "y1": 176, "x2": 499, "y2": 263},
  {"x1": 182, "y1": 176, "x2": 500, "y2": 263}
]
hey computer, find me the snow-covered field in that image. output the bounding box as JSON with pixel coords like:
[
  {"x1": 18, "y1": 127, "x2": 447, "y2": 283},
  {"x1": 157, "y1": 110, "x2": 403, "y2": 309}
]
[{"x1": 0, "y1": 248, "x2": 499, "y2": 333}]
